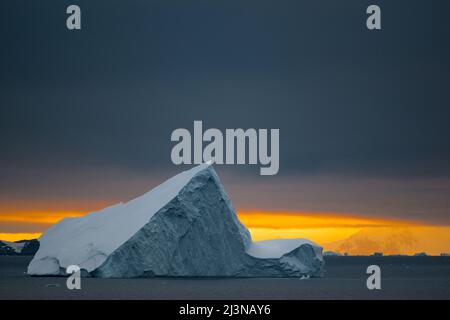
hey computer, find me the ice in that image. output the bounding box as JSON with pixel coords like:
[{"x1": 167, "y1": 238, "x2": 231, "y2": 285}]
[
  {"x1": 28, "y1": 164, "x2": 324, "y2": 277},
  {"x1": 247, "y1": 239, "x2": 322, "y2": 259}
]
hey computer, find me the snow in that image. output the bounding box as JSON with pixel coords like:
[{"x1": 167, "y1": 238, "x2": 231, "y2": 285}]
[
  {"x1": 28, "y1": 163, "x2": 212, "y2": 275},
  {"x1": 246, "y1": 238, "x2": 321, "y2": 259}
]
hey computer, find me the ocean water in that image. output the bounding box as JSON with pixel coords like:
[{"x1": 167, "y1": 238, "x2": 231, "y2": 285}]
[{"x1": 0, "y1": 256, "x2": 449, "y2": 299}]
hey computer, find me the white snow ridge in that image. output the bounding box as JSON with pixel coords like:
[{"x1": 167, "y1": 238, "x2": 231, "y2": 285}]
[{"x1": 28, "y1": 164, "x2": 324, "y2": 277}]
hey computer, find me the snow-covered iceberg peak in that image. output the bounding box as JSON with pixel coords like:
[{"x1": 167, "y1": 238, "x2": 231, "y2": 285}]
[
  {"x1": 28, "y1": 164, "x2": 323, "y2": 277},
  {"x1": 28, "y1": 163, "x2": 221, "y2": 275}
]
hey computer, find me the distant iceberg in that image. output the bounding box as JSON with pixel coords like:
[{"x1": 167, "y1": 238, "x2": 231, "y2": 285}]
[
  {"x1": 28, "y1": 164, "x2": 324, "y2": 277},
  {"x1": 323, "y1": 251, "x2": 341, "y2": 257},
  {"x1": 0, "y1": 239, "x2": 39, "y2": 255}
]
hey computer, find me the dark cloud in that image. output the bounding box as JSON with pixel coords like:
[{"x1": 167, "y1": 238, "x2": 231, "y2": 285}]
[{"x1": 1, "y1": 1, "x2": 449, "y2": 222}]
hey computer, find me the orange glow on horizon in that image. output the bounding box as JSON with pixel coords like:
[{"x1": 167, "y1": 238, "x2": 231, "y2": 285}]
[
  {"x1": 236, "y1": 211, "x2": 419, "y2": 229},
  {"x1": 237, "y1": 210, "x2": 413, "y2": 247},
  {"x1": 0, "y1": 233, "x2": 42, "y2": 242},
  {"x1": 0, "y1": 211, "x2": 85, "y2": 224},
  {"x1": 1, "y1": 209, "x2": 449, "y2": 255},
  {"x1": 237, "y1": 211, "x2": 450, "y2": 256}
]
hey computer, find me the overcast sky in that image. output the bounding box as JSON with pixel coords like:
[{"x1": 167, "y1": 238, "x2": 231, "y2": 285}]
[{"x1": 1, "y1": 0, "x2": 449, "y2": 225}]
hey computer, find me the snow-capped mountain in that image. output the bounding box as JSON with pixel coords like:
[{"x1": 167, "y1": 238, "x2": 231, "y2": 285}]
[{"x1": 28, "y1": 163, "x2": 324, "y2": 277}]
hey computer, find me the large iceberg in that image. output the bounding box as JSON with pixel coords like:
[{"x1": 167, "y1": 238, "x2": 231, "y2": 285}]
[{"x1": 28, "y1": 163, "x2": 324, "y2": 277}]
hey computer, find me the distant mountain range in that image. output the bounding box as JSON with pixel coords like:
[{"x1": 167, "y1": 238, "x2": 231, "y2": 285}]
[{"x1": 0, "y1": 239, "x2": 39, "y2": 255}]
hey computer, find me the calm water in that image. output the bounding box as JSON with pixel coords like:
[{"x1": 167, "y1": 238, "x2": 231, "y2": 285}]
[{"x1": 1, "y1": 256, "x2": 449, "y2": 299}]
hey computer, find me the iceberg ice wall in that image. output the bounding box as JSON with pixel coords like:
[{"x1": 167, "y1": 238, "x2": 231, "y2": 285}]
[{"x1": 28, "y1": 164, "x2": 324, "y2": 277}]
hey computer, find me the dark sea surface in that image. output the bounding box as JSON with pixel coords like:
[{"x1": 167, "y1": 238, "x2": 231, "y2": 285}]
[{"x1": 0, "y1": 256, "x2": 449, "y2": 299}]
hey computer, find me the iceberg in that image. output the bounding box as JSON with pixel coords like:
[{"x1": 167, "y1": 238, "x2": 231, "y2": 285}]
[
  {"x1": 28, "y1": 163, "x2": 324, "y2": 277},
  {"x1": 0, "y1": 239, "x2": 39, "y2": 256}
]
